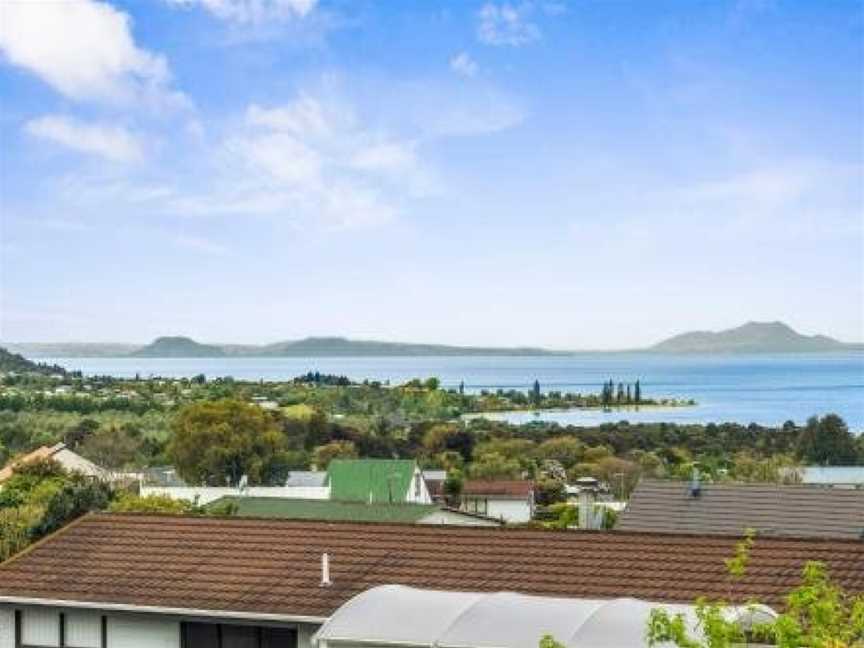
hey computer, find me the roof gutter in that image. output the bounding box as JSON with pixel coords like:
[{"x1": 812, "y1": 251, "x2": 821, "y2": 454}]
[{"x1": 0, "y1": 596, "x2": 328, "y2": 625}]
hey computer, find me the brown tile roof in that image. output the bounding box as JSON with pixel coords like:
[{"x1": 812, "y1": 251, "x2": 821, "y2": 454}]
[
  {"x1": 462, "y1": 480, "x2": 533, "y2": 498},
  {"x1": 1, "y1": 513, "x2": 862, "y2": 619},
  {"x1": 617, "y1": 479, "x2": 864, "y2": 540}
]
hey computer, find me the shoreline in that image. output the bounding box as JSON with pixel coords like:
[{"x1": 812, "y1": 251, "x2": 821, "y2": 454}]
[{"x1": 463, "y1": 402, "x2": 697, "y2": 419}]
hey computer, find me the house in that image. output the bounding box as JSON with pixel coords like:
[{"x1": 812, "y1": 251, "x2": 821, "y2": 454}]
[
  {"x1": 326, "y1": 459, "x2": 431, "y2": 504},
  {"x1": 460, "y1": 480, "x2": 534, "y2": 523},
  {"x1": 617, "y1": 478, "x2": 864, "y2": 539},
  {"x1": 0, "y1": 513, "x2": 861, "y2": 647},
  {"x1": 207, "y1": 496, "x2": 502, "y2": 526},
  {"x1": 0, "y1": 443, "x2": 107, "y2": 484}
]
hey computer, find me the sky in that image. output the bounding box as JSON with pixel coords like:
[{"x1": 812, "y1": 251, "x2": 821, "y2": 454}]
[{"x1": 0, "y1": 0, "x2": 862, "y2": 349}]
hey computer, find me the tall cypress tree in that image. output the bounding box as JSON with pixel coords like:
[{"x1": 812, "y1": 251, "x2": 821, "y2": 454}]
[{"x1": 635, "y1": 379, "x2": 641, "y2": 404}]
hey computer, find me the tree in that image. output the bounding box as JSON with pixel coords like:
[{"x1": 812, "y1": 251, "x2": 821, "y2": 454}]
[
  {"x1": 443, "y1": 468, "x2": 464, "y2": 507},
  {"x1": 109, "y1": 493, "x2": 237, "y2": 517},
  {"x1": 536, "y1": 437, "x2": 584, "y2": 469},
  {"x1": 169, "y1": 399, "x2": 289, "y2": 486},
  {"x1": 796, "y1": 414, "x2": 857, "y2": 465},
  {"x1": 534, "y1": 477, "x2": 566, "y2": 506},
  {"x1": 532, "y1": 380, "x2": 541, "y2": 405},
  {"x1": 29, "y1": 474, "x2": 113, "y2": 538},
  {"x1": 63, "y1": 418, "x2": 99, "y2": 450},
  {"x1": 647, "y1": 531, "x2": 864, "y2": 648},
  {"x1": 312, "y1": 440, "x2": 358, "y2": 470},
  {"x1": 469, "y1": 452, "x2": 521, "y2": 480},
  {"x1": 78, "y1": 424, "x2": 139, "y2": 473},
  {"x1": 635, "y1": 379, "x2": 642, "y2": 404},
  {"x1": 422, "y1": 424, "x2": 475, "y2": 463}
]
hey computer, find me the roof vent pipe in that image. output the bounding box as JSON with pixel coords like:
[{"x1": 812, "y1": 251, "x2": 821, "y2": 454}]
[{"x1": 321, "y1": 552, "x2": 332, "y2": 587}]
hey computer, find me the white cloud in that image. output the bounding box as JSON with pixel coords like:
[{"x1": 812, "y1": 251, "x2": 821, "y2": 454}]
[
  {"x1": 160, "y1": 95, "x2": 433, "y2": 228},
  {"x1": 477, "y1": 3, "x2": 541, "y2": 47},
  {"x1": 25, "y1": 115, "x2": 144, "y2": 162},
  {"x1": 164, "y1": 0, "x2": 317, "y2": 23},
  {"x1": 226, "y1": 130, "x2": 322, "y2": 185},
  {"x1": 450, "y1": 52, "x2": 479, "y2": 78},
  {"x1": 677, "y1": 160, "x2": 862, "y2": 218},
  {"x1": 173, "y1": 235, "x2": 230, "y2": 256},
  {"x1": 0, "y1": 0, "x2": 186, "y2": 108}
]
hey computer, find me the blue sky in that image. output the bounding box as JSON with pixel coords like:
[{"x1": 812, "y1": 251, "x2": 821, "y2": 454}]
[{"x1": 1, "y1": 0, "x2": 862, "y2": 348}]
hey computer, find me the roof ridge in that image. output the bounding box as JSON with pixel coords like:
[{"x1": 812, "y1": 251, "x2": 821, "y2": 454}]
[{"x1": 88, "y1": 512, "x2": 864, "y2": 544}]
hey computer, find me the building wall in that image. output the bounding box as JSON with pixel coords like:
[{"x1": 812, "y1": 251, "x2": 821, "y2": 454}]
[
  {"x1": 487, "y1": 498, "x2": 532, "y2": 523},
  {"x1": 140, "y1": 485, "x2": 331, "y2": 505},
  {"x1": 0, "y1": 608, "x2": 13, "y2": 648},
  {"x1": 0, "y1": 605, "x2": 321, "y2": 648},
  {"x1": 403, "y1": 468, "x2": 433, "y2": 505}
]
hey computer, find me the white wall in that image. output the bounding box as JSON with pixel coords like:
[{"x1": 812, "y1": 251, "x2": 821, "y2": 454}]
[
  {"x1": 0, "y1": 606, "x2": 318, "y2": 648},
  {"x1": 486, "y1": 499, "x2": 533, "y2": 524},
  {"x1": 107, "y1": 615, "x2": 180, "y2": 648},
  {"x1": 0, "y1": 607, "x2": 14, "y2": 648},
  {"x1": 404, "y1": 467, "x2": 433, "y2": 504},
  {"x1": 141, "y1": 485, "x2": 331, "y2": 505}
]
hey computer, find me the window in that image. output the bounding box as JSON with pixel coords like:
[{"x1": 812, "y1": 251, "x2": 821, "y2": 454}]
[
  {"x1": 65, "y1": 612, "x2": 100, "y2": 648},
  {"x1": 21, "y1": 609, "x2": 59, "y2": 647},
  {"x1": 182, "y1": 623, "x2": 297, "y2": 648},
  {"x1": 17, "y1": 609, "x2": 103, "y2": 648},
  {"x1": 462, "y1": 496, "x2": 488, "y2": 515}
]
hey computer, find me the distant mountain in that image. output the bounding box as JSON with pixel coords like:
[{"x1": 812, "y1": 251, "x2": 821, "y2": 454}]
[
  {"x1": 650, "y1": 321, "x2": 863, "y2": 353},
  {"x1": 3, "y1": 343, "x2": 140, "y2": 358},
  {"x1": 254, "y1": 337, "x2": 560, "y2": 357},
  {"x1": 130, "y1": 336, "x2": 225, "y2": 358},
  {"x1": 7, "y1": 324, "x2": 861, "y2": 359},
  {"x1": 0, "y1": 347, "x2": 66, "y2": 374}
]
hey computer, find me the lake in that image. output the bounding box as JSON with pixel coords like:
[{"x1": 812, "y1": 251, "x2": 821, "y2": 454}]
[{"x1": 40, "y1": 352, "x2": 864, "y2": 431}]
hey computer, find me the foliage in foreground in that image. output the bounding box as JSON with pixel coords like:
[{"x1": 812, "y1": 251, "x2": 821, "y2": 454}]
[
  {"x1": 646, "y1": 531, "x2": 864, "y2": 648},
  {"x1": 0, "y1": 459, "x2": 112, "y2": 562},
  {"x1": 539, "y1": 557, "x2": 863, "y2": 648}
]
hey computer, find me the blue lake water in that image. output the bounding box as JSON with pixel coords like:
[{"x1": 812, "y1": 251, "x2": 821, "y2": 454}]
[{"x1": 41, "y1": 352, "x2": 864, "y2": 431}]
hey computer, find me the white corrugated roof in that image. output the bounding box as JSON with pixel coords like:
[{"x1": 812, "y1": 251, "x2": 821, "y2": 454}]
[{"x1": 313, "y1": 585, "x2": 776, "y2": 648}]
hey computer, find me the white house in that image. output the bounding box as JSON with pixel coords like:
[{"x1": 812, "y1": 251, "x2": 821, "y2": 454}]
[{"x1": 460, "y1": 480, "x2": 534, "y2": 523}]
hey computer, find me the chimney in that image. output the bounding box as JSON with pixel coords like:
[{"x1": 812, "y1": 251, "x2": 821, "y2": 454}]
[
  {"x1": 578, "y1": 488, "x2": 596, "y2": 529},
  {"x1": 689, "y1": 466, "x2": 702, "y2": 498},
  {"x1": 320, "y1": 552, "x2": 332, "y2": 587}
]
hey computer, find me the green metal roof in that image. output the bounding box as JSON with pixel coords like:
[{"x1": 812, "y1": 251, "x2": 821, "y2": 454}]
[
  {"x1": 326, "y1": 459, "x2": 418, "y2": 503},
  {"x1": 210, "y1": 497, "x2": 438, "y2": 523}
]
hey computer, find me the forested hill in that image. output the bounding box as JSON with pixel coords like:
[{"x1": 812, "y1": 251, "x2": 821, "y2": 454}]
[
  {"x1": 651, "y1": 321, "x2": 863, "y2": 353},
  {"x1": 253, "y1": 337, "x2": 561, "y2": 357},
  {"x1": 0, "y1": 347, "x2": 66, "y2": 375},
  {"x1": 130, "y1": 336, "x2": 225, "y2": 358},
  {"x1": 133, "y1": 336, "x2": 562, "y2": 358}
]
